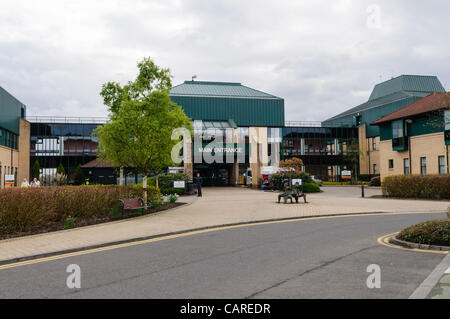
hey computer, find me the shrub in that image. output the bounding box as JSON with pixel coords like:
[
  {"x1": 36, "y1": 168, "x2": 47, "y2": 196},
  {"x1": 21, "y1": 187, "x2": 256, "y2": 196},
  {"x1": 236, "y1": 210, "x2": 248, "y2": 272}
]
[
  {"x1": 168, "y1": 194, "x2": 178, "y2": 203},
  {"x1": 64, "y1": 216, "x2": 76, "y2": 229},
  {"x1": 74, "y1": 164, "x2": 84, "y2": 185},
  {"x1": 398, "y1": 220, "x2": 450, "y2": 246},
  {"x1": 148, "y1": 173, "x2": 190, "y2": 189},
  {"x1": 159, "y1": 187, "x2": 185, "y2": 196},
  {"x1": 382, "y1": 175, "x2": 450, "y2": 199},
  {"x1": 302, "y1": 182, "x2": 321, "y2": 193},
  {"x1": 32, "y1": 160, "x2": 41, "y2": 180},
  {"x1": 0, "y1": 185, "x2": 160, "y2": 235},
  {"x1": 270, "y1": 173, "x2": 314, "y2": 190},
  {"x1": 369, "y1": 176, "x2": 381, "y2": 187}
]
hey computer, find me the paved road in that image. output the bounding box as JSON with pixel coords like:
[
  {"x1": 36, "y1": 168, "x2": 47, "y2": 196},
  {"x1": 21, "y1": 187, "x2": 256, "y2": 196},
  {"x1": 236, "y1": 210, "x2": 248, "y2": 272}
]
[
  {"x1": 0, "y1": 212, "x2": 447, "y2": 299},
  {"x1": 2, "y1": 186, "x2": 448, "y2": 263}
]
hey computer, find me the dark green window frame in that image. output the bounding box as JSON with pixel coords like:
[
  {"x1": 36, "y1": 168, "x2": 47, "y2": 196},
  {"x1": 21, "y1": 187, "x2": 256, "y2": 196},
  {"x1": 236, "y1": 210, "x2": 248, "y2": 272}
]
[{"x1": 392, "y1": 120, "x2": 404, "y2": 139}]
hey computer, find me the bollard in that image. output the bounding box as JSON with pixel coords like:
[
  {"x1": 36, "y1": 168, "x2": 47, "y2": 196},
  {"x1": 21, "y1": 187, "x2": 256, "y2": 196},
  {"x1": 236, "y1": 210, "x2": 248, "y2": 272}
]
[{"x1": 361, "y1": 185, "x2": 365, "y2": 198}]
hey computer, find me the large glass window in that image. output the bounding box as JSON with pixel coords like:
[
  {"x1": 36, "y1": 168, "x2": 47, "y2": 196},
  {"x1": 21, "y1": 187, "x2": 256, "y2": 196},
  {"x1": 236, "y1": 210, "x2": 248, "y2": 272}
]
[{"x1": 392, "y1": 120, "x2": 404, "y2": 139}]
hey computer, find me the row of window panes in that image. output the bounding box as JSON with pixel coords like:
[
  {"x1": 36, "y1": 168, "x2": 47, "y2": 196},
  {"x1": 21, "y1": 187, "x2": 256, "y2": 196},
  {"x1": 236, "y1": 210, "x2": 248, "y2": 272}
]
[
  {"x1": 0, "y1": 129, "x2": 18, "y2": 150},
  {"x1": 389, "y1": 156, "x2": 446, "y2": 175}
]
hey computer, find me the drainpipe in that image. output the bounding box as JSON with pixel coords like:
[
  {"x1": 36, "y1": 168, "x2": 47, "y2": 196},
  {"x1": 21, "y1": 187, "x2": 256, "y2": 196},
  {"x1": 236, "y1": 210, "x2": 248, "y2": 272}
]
[
  {"x1": 405, "y1": 119, "x2": 413, "y2": 175},
  {"x1": 447, "y1": 145, "x2": 449, "y2": 175},
  {"x1": 367, "y1": 138, "x2": 371, "y2": 174}
]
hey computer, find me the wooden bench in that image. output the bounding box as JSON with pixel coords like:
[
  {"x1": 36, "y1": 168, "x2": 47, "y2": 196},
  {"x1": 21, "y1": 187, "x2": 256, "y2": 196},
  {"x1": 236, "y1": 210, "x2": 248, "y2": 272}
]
[{"x1": 118, "y1": 198, "x2": 148, "y2": 219}]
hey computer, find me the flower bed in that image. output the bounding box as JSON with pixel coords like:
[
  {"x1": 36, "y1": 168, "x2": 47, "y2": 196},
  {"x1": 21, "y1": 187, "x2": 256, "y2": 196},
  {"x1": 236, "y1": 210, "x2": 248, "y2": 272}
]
[{"x1": 0, "y1": 185, "x2": 161, "y2": 238}]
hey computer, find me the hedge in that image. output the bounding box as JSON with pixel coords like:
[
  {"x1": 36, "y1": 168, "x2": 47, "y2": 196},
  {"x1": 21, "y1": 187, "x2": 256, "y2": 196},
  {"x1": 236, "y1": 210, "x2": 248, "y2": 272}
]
[
  {"x1": 302, "y1": 182, "x2": 321, "y2": 193},
  {"x1": 382, "y1": 175, "x2": 450, "y2": 199},
  {"x1": 159, "y1": 188, "x2": 185, "y2": 196},
  {"x1": 270, "y1": 173, "x2": 314, "y2": 190},
  {"x1": 398, "y1": 220, "x2": 450, "y2": 246},
  {"x1": 148, "y1": 173, "x2": 190, "y2": 189},
  {"x1": 0, "y1": 185, "x2": 160, "y2": 235}
]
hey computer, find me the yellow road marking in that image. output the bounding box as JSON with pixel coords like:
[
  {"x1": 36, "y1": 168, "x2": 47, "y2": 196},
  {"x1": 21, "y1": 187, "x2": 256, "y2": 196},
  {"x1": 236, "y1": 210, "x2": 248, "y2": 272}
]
[
  {"x1": 0, "y1": 211, "x2": 446, "y2": 270},
  {"x1": 377, "y1": 233, "x2": 448, "y2": 255}
]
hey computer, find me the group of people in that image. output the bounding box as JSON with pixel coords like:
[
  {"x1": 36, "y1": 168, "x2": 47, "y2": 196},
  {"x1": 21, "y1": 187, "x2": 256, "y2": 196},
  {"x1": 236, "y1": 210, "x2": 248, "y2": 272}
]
[{"x1": 20, "y1": 178, "x2": 41, "y2": 187}]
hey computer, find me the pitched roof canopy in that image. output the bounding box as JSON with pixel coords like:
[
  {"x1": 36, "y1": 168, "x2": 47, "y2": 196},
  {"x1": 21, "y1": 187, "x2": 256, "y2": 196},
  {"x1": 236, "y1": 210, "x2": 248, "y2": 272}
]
[
  {"x1": 369, "y1": 75, "x2": 445, "y2": 101},
  {"x1": 324, "y1": 75, "x2": 445, "y2": 122},
  {"x1": 371, "y1": 92, "x2": 450, "y2": 125},
  {"x1": 170, "y1": 81, "x2": 281, "y2": 99}
]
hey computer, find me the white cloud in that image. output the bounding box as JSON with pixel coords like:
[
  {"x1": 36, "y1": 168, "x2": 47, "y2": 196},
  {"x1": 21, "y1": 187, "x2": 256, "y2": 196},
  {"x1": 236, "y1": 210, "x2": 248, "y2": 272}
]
[{"x1": 0, "y1": 0, "x2": 448, "y2": 121}]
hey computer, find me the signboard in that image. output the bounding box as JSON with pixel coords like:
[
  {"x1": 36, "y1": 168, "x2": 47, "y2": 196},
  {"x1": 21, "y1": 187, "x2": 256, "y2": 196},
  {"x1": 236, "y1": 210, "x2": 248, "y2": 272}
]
[
  {"x1": 341, "y1": 170, "x2": 352, "y2": 179},
  {"x1": 4, "y1": 174, "x2": 15, "y2": 187},
  {"x1": 292, "y1": 179, "x2": 303, "y2": 186},
  {"x1": 173, "y1": 181, "x2": 186, "y2": 188}
]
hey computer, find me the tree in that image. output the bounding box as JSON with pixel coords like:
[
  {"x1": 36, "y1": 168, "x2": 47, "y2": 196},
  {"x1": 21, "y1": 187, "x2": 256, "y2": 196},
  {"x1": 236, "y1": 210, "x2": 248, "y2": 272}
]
[
  {"x1": 279, "y1": 157, "x2": 304, "y2": 186},
  {"x1": 279, "y1": 157, "x2": 304, "y2": 174},
  {"x1": 343, "y1": 139, "x2": 361, "y2": 184},
  {"x1": 56, "y1": 163, "x2": 66, "y2": 175},
  {"x1": 32, "y1": 160, "x2": 41, "y2": 180},
  {"x1": 73, "y1": 164, "x2": 84, "y2": 185},
  {"x1": 95, "y1": 57, "x2": 192, "y2": 202}
]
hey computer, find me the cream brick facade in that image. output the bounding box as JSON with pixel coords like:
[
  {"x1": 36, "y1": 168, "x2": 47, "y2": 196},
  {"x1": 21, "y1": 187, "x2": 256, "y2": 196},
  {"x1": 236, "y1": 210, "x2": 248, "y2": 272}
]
[
  {"x1": 379, "y1": 132, "x2": 449, "y2": 180},
  {"x1": 359, "y1": 124, "x2": 380, "y2": 175},
  {"x1": 0, "y1": 118, "x2": 30, "y2": 188}
]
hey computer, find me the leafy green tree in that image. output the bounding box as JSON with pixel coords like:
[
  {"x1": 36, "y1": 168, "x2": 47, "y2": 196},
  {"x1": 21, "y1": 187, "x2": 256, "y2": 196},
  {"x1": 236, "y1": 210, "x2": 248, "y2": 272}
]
[
  {"x1": 343, "y1": 139, "x2": 361, "y2": 184},
  {"x1": 73, "y1": 164, "x2": 84, "y2": 185},
  {"x1": 56, "y1": 163, "x2": 66, "y2": 175},
  {"x1": 95, "y1": 57, "x2": 192, "y2": 202},
  {"x1": 32, "y1": 160, "x2": 41, "y2": 180}
]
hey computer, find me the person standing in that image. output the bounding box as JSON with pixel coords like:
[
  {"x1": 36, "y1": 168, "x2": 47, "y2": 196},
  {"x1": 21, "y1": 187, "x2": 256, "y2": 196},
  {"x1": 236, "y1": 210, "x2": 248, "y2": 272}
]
[
  {"x1": 194, "y1": 172, "x2": 202, "y2": 197},
  {"x1": 21, "y1": 178, "x2": 29, "y2": 187}
]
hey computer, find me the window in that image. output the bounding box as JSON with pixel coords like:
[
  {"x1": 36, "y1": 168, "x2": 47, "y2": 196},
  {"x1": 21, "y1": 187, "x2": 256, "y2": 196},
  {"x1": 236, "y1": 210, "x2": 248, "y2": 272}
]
[
  {"x1": 372, "y1": 138, "x2": 376, "y2": 150},
  {"x1": 438, "y1": 156, "x2": 446, "y2": 175},
  {"x1": 373, "y1": 164, "x2": 377, "y2": 175},
  {"x1": 403, "y1": 158, "x2": 410, "y2": 175},
  {"x1": 392, "y1": 120, "x2": 404, "y2": 139},
  {"x1": 420, "y1": 157, "x2": 427, "y2": 175},
  {"x1": 389, "y1": 159, "x2": 394, "y2": 169}
]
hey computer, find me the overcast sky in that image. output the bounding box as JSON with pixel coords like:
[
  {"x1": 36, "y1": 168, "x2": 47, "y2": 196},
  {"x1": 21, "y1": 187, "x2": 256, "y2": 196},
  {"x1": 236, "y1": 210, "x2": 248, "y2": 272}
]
[{"x1": 0, "y1": 0, "x2": 449, "y2": 122}]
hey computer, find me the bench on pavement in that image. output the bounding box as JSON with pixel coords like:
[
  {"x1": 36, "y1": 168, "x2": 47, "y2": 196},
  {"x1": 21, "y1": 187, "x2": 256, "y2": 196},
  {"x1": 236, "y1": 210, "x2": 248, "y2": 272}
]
[
  {"x1": 277, "y1": 182, "x2": 307, "y2": 204},
  {"x1": 118, "y1": 198, "x2": 148, "y2": 219}
]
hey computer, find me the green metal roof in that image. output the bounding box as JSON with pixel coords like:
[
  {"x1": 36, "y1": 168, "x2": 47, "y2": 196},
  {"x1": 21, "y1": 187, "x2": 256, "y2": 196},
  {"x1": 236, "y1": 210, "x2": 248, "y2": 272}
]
[
  {"x1": 369, "y1": 75, "x2": 444, "y2": 101},
  {"x1": 324, "y1": 75, "x2": 445, "y2": 123},
  {"x1": 170, "y1": 81, "x2": 281, "y2": 99},
  {"x1": 325, "y1": 91, "x2": 428, "y2": 122},
  {"x1": 170, "y1": 81, "x2": 284, "y2": 127}
]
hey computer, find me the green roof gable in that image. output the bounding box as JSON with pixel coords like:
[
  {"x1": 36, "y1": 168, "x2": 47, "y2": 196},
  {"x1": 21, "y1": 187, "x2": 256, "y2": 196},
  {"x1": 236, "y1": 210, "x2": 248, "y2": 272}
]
[
  {"x1": 369, "y1": 75, "x2": 445, "y2": 101},
  {"x1": 170, "y1": 81, "x2": 284, "y2": 127},
  {"x1": 170, "y1": 81, "x2": 281, "y2": 99},
  {"x1": 323, "y1": 75, "x2": 445, "y2": 137}
]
